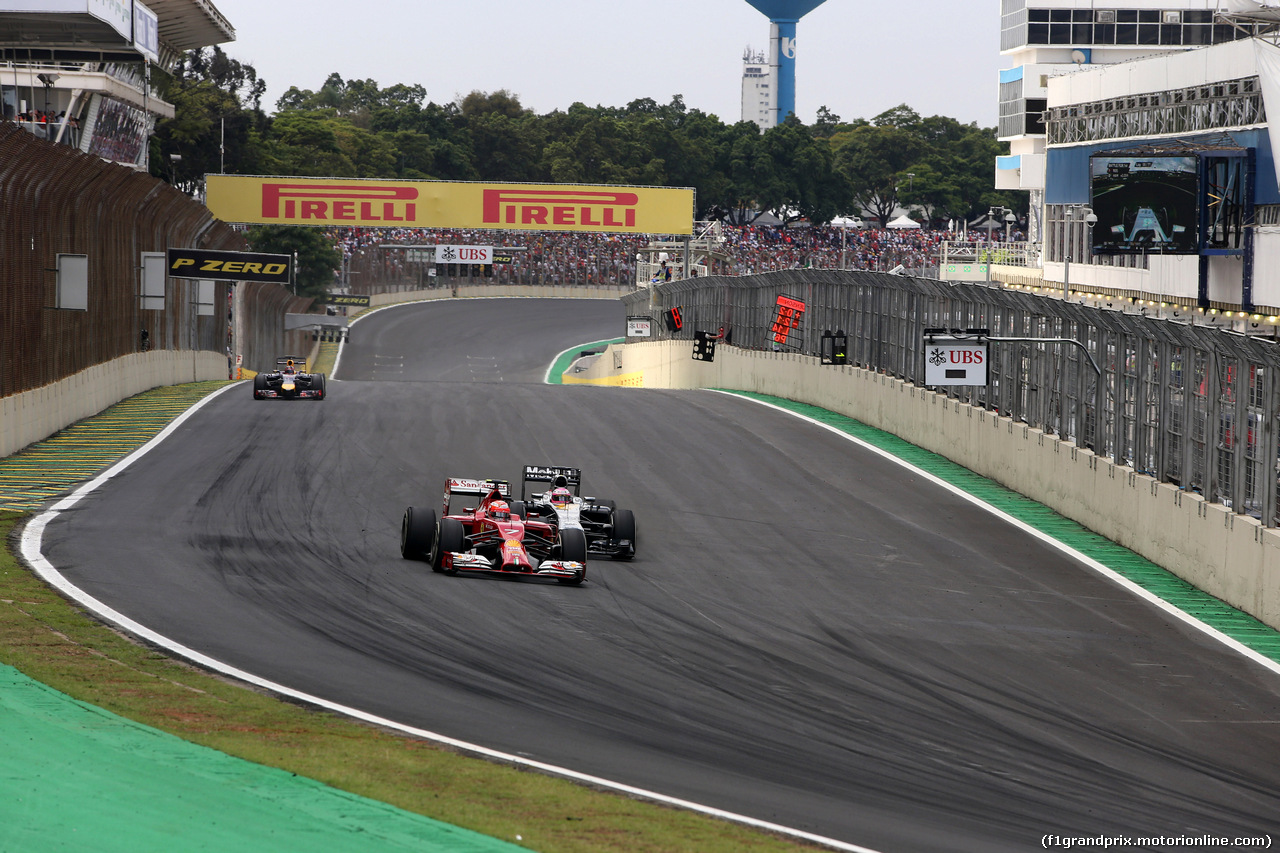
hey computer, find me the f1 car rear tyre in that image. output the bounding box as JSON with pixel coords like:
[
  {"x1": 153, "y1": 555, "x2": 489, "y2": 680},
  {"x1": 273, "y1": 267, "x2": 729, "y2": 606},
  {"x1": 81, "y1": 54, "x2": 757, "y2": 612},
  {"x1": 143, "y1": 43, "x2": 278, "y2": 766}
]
[
  {"x1": 611, "y1": 509, "x2": 636, "y2": 560},
  {"x1": 437, "y1": 517, "x2": 466, "y2": 576},
  {"x1": 312, "y1": 373, "x2": 326, "y2": 400},
  {"x1": 509, "y1": 500, "x2": 527, "y2": 520},
  {"x1": 401, "y1": 506, "x2": 437, "y2": 562},
  {"x1": 252, "y1": 374, "x2": 267, "y2": 399}
]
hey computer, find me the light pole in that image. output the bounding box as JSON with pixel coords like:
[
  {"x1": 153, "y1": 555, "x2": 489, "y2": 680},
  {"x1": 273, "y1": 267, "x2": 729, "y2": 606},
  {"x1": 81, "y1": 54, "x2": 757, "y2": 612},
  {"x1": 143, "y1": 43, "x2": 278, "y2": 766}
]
[
  {"x1": 1059, "y1": 206, "x2": 1100, "y2": 298},
  {"x1": 1062, "y1": 205, "x2": 1097, "y2": 300},
  {"x1": 36, "y1": 72, "x2": 58, "y2": 138},
  {"x1": 989, "y1": 206, "x2": 1016, "y2": 242}
]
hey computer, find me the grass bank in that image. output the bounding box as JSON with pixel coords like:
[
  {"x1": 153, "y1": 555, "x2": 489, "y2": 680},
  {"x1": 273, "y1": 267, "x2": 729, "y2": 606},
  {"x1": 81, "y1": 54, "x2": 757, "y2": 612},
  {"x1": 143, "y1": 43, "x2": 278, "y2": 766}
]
[{"x1": 0, "y1": 510, "x2": 822, "y2": 853}]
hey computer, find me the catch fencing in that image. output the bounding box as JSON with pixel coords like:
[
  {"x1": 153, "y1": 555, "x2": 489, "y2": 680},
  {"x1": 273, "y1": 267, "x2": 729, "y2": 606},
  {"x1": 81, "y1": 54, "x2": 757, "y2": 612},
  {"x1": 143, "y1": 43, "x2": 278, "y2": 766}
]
[
  {"x1": 627, "y1": 270, "x2": 1280, "y2": 527},
  {"x1": 0, "y1": 119, "x2": 313, "y2": 397}
]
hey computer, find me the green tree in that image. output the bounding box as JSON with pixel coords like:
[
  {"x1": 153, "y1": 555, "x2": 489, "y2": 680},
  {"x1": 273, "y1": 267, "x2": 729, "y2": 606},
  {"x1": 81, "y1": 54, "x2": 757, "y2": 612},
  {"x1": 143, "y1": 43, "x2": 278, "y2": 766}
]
[
  {"x1": 151, "y1": 46, "x2": 269, "y2": 189},
  {"x1": 831, "y1": 121, "x2": 925, "y2": 227},
  {"x1": 755, "y1": 118, "x2": 846, "y2": 224},
  {"x1": 244, "y1": 225, "x2": 342, "y2": 300},
  {"x1": 258, "y1": 110, "x2": 356, "y2": 176}
]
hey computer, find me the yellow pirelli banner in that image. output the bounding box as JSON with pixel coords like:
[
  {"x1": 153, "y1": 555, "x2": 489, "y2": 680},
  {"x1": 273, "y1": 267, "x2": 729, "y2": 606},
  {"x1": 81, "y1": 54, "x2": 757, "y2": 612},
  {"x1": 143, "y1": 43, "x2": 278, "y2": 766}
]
[{"x1": 205, "y1": 175, "x2": 694, "y2": 235}]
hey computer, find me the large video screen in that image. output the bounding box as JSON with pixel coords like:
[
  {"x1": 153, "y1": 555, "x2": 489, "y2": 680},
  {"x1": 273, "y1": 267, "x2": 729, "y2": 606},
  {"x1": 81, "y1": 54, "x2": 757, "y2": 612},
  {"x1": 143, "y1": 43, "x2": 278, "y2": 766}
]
[{"x1": 1090, "y1": 155, "x2": 1199, "y2": 254}]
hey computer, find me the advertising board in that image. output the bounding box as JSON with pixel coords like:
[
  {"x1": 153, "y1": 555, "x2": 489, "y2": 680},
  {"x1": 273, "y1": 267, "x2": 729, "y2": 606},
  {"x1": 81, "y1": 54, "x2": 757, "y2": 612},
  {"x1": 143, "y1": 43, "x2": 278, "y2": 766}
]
[{"x1": 206, "y1": 176, "x2": 695, "y2": 235}]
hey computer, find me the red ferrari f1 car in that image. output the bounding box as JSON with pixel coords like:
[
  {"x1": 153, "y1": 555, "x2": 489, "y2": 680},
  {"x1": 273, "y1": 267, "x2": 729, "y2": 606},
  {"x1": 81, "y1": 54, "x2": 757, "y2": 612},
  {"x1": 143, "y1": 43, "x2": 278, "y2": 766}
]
[{"x1": 401, "y1": 477, "x2": 587, "y2": 585}]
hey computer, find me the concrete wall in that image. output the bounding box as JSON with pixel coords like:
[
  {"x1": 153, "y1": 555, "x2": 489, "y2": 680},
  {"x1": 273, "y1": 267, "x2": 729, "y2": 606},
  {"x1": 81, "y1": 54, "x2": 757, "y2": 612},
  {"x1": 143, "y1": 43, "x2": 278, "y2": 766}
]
[
  {"x1": 367, "y1": 284, "x2": 631, "y2": 309},
  {"x1": 1, "y1": 350, "x2": 228, "y2": 458},
  {"x1": 568, "y1": 340, "x2": 1280, "y2": 631}
]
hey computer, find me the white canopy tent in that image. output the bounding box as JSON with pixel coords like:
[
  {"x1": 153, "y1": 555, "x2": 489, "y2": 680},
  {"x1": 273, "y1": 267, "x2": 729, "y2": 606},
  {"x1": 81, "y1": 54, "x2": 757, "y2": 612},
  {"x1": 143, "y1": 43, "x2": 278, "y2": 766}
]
[{"x1": 886, "y1": 214, "x2": 921, "y2": 230}]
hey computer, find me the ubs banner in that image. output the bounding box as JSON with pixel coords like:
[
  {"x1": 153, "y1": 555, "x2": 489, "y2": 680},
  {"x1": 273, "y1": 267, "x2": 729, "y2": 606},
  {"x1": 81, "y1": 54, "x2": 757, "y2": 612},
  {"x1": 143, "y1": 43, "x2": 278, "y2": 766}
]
[{"x1": 206, "y1": 176, "x2": 695, "y2": 235}]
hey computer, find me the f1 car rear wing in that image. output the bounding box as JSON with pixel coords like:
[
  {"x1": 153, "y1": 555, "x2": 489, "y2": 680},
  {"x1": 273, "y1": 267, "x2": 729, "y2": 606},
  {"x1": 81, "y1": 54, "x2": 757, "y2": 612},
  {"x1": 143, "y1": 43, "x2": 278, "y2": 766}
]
[
  {"x1": 276, "y1": 356, "x2": 307, "y2": 369},
  {"x1": 443, "y1": 478, "x2": 511, "y2": 515},
  {"x1": 521, "y1": 465, "x2": 581, "y2": 499},
  {"x1": 445, "y1": 478, "x2": 511, "y2": 497}
]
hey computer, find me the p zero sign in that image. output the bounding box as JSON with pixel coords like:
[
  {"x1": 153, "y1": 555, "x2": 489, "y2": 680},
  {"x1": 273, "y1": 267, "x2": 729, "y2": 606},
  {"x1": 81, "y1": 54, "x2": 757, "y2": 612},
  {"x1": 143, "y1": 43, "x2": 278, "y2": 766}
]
[
  {"x1": 205, "y1": 175, "x2": 695, "y2": 235},
  {"x1": 166, "y1": 248, "x2": 292, "y2": 284},
  {"x1": 924, "y1": 340, "x2": 989, "y2": 386}
]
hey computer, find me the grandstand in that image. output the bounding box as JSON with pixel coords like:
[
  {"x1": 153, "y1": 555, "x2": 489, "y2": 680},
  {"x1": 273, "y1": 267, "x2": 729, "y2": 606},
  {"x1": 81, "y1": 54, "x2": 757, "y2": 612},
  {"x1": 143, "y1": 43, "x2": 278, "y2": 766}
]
[{"x1": 0, "y1": 1, "x2": 233, "y2": 169}]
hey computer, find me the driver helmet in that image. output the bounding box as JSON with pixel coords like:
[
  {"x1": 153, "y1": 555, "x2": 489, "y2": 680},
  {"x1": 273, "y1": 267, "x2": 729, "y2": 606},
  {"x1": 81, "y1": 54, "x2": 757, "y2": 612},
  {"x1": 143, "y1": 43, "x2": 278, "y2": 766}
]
[
  {"x1": 284, "y1": 360, "x2": 296, "y2": 373},
  {"x1": 489, "y1": 500, "x2": 511, "y2": 520},
  {"x1": 550, "y1": 487, "x2": 573, "y2": 506}
]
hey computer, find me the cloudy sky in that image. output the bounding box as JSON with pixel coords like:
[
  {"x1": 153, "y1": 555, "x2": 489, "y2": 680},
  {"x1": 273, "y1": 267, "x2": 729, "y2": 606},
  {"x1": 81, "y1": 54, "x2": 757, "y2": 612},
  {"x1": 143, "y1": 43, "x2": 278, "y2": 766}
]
[{"x1": 209, "y1": 0, "x2": 1002, "y2": 127}]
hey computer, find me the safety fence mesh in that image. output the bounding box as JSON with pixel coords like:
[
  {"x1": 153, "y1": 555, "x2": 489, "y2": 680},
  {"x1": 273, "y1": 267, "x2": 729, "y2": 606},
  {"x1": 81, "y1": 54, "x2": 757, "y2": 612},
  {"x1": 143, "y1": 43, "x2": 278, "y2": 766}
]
[{"x1": 628, "y1": 269, "x2": 1280, "y2": 527}]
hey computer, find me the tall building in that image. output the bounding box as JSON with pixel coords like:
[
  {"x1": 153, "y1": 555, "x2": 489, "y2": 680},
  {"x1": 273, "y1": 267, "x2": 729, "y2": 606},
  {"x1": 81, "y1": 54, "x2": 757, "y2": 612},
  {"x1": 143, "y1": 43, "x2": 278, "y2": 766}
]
[
  {"x1": 996, "y1": 0, "x2": 1273, "y2": 242},
  {"x1": 741, "y1": 46, "x2": 774, "y2": 130}
]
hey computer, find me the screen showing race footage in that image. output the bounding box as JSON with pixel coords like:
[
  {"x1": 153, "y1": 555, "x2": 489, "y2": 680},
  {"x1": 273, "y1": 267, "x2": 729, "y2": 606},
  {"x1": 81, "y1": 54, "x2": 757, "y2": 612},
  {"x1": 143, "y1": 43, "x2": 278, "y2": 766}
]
[{"x1": 1090, "y1": 155, "x2": 1199, "y2": 254}]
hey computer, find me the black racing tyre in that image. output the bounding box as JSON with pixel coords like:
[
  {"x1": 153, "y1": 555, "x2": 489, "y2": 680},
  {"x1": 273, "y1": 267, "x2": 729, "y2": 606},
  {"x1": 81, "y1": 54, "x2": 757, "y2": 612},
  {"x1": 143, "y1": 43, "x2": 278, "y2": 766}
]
[
  {"x1": 312, "y1": 373, "x2": 326, "y2": 400},
  {"x1": 557, "y1": 528, "x2": 588, "y2": 586},
  {"x1": 437, "y1": 517, "x2": 466, "y2": 575},
  {"x1": 611, "y1": 509, "x2": 636, "y2": 561},
  {"x1": 509, "y1": 500, "x2": 527, "y2": 520},
  {"x1": 252, "y1": 373, "x2": 267, "y2": 399},
  {"x1": 560, "y1": 527, "x2": 587, "y2": 564},
  {"x1": 401, "y1": 506, "x2": 437, "y2": 562},
  {"x1": 597, "y1": 498, "x2": 617, "y2": 512}
]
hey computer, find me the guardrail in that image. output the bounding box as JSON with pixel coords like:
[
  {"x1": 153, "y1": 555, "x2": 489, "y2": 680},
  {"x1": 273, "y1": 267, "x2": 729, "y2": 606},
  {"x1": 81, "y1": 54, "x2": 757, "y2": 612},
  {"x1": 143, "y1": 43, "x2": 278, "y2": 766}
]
[{"x1": 626, "y1": 269, "x2": 1280, "y2": 527}]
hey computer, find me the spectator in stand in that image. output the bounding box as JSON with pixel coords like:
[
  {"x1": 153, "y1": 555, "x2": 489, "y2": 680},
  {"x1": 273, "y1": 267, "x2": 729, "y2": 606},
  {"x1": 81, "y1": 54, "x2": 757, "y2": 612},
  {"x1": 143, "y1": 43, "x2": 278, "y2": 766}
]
[{"x1": 322, "y1": 221, "x2": 974, "y2": 292}]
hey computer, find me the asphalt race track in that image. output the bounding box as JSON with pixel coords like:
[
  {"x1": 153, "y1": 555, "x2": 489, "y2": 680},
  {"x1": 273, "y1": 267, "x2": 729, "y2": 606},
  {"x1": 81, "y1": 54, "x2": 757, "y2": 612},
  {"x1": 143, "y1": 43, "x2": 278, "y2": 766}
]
[{"x1": 43, "y1": 298, "x2": 1280, "y2": 852}]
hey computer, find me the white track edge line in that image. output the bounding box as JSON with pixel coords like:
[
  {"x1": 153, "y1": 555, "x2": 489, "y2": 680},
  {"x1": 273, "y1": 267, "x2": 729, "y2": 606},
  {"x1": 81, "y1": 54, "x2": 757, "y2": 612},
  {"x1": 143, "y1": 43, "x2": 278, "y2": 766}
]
[
  {"x1": 712, "y1": 390, "x2": 1280, "y2": 679},
  {"x1": 545, "y1": 338, "x2": 620, "y2": 385},
  {"x1": 335, "y1": 296, "x2": 617, "y2": 382},
  {"x1": 17, "y1": 380, "x2": 880, "y2": 853}
]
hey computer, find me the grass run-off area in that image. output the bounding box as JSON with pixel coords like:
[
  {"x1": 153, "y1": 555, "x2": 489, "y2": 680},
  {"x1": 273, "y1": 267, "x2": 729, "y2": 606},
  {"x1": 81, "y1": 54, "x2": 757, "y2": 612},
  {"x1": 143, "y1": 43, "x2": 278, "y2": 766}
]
[{"x1": 0, "y1": 511, "x2": 825, "y2": 853}]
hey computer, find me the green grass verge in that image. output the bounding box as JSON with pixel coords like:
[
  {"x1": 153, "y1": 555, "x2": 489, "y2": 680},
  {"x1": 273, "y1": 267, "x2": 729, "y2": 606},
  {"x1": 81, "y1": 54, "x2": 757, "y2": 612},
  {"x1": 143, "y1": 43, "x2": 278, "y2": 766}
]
[{"x1": 0, "y1": 510, "x2": 821, "y2": 853}]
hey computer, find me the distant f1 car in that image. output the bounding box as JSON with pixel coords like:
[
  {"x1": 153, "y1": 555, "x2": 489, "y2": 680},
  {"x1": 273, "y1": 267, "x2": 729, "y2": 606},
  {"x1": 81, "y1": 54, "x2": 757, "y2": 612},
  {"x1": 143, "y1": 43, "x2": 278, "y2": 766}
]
[
  {"x1": 520, "y1": 465, "x2": 635, "y2": 560},
  {"x1": 253, "y1": 357, "x2": 326, "y2": 400},
  {"x1": 401, "y1": 477, "x2": 587, "y2": 585}
]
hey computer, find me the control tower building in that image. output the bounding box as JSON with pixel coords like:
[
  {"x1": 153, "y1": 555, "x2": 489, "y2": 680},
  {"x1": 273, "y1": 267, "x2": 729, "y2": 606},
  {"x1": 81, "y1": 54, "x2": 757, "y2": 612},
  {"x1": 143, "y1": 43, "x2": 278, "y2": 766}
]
[{"x1": 741, "y1": 0, "x2": 830, "y2": 129}]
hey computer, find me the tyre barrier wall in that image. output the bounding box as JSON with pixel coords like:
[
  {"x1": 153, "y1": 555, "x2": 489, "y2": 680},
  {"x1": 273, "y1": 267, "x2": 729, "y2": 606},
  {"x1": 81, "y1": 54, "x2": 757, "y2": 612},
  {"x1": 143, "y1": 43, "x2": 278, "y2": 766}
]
[
  {"x1": 566, "y1": 339, "x2": 1280, "y2": 633},
  {"x1": 235, "y1": 281, "x2": 317, "y2": 375},
  {"x1": 0, "y1": 120, "x2": 245, "y2": 398},
  {"x1": 0, "y1": 120, "x2": 317, "y2": 454}
]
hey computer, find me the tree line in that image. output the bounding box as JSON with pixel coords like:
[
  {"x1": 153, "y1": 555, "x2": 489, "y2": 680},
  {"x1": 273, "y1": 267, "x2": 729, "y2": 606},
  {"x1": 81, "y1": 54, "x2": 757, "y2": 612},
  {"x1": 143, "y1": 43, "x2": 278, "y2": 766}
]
[{"x1": 152, "y1": 46, "x2": 1022, "y2": 233}]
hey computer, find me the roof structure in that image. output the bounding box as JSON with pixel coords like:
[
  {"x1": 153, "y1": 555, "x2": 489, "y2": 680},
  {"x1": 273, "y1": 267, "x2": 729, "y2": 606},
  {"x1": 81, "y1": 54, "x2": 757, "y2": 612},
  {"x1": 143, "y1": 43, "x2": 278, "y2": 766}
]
[{"x1": 0, "y1": 1, "x2": 233, "y2": 64}]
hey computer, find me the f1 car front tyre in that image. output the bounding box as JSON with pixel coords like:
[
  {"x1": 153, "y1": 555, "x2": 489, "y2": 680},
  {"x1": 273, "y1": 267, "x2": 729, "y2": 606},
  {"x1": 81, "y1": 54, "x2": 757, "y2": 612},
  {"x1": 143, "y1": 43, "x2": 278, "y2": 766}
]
[
  {"x1": 558, "y1": 528, "x2": 588, "y2": 586},
  {"x1": 437, "y1": 518, "x2": 466, "y2": 575},
  {"x1": 252, "y1": 374, "x2": 267, "y2": 399},
  {"x1": 611, "y1": 509, "x2": 636, "y2": 561},
  {"x1": 312, "y1": 373, "x2": 326, "y2": 400},
  {"x1": 401, "y1": 506, "x2": 437, "y2": 562}
]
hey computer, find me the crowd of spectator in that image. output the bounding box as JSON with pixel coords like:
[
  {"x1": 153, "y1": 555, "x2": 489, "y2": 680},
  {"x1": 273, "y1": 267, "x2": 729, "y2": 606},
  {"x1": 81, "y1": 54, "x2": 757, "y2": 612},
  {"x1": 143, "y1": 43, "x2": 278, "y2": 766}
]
[
  {"x1": 328, "y1": 221, "x2": 1020, "y2": 292},
  {"x1": 11, "y1": 110, "x2": 78, "y2": 144}
]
